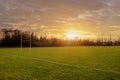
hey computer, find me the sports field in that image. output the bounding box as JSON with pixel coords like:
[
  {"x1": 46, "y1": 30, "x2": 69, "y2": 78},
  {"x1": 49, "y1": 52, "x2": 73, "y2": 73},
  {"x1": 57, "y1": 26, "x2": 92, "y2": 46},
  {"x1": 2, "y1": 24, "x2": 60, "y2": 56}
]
[{"x1": 0, "y1": 47, "x2": 120, "y2": 80}]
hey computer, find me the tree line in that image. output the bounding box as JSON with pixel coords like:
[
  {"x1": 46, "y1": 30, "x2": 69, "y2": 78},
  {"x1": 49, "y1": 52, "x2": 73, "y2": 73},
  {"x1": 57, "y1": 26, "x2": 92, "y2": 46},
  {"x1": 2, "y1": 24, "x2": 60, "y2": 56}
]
[{"x1": 0, "y1": 28, "x2": 120, "y2": 47}]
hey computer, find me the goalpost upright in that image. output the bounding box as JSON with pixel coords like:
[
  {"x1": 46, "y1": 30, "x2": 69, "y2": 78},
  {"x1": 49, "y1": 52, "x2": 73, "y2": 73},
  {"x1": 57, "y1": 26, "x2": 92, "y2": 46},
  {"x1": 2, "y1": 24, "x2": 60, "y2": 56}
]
[{"x1": 21, "y1": 31, "x2": 22, "y2": 49}]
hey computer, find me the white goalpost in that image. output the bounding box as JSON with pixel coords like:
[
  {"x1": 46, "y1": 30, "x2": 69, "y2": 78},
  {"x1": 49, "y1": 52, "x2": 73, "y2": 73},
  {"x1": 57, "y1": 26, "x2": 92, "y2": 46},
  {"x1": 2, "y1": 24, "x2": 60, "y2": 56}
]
[{"x1": 20, "y1": 12, "x2": 32, "y2": 49}]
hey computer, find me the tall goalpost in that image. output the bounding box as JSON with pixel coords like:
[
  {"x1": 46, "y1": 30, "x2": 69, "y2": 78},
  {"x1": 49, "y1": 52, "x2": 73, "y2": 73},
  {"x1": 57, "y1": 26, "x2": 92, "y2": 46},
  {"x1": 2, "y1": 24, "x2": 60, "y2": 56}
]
[{"x1": 20, "y1": 13, "x2": 32, "y2": 49}]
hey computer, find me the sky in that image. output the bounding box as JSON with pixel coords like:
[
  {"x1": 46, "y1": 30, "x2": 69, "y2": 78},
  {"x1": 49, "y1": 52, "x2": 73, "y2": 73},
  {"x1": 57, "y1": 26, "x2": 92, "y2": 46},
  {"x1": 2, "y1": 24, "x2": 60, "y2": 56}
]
[{"x1": 0, "y1": 0, "x2": 120, "y2": 39}]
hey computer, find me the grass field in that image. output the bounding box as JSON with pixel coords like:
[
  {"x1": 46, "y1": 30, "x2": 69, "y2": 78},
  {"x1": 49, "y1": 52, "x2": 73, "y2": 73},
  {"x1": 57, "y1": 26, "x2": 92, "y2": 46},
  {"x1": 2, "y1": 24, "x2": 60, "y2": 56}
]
[{"x1": 0, "y1": 47, "x2": 120, "y2": 80}]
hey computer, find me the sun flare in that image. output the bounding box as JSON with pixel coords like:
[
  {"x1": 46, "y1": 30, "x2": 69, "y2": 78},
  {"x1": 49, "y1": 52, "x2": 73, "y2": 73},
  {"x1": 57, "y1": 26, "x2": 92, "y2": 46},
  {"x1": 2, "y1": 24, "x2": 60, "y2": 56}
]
[{"x1": 65, "y1": 31, "x2": 79, "y2": 40}]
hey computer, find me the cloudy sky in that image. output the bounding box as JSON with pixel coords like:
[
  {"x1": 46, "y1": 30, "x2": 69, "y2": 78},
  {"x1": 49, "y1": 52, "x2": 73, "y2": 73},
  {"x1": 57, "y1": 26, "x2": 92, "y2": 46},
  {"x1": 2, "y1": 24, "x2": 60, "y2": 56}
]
[{"x1": 0, "y1": 0, "x2": 120, "y2": 39}]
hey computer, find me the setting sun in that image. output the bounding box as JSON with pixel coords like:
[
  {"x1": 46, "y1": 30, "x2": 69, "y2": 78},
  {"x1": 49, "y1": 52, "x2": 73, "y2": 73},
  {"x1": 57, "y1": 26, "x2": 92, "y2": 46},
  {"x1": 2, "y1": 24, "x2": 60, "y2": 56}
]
[{"x1": 65, "y1": 31, "x2": 79, "y2": 40}]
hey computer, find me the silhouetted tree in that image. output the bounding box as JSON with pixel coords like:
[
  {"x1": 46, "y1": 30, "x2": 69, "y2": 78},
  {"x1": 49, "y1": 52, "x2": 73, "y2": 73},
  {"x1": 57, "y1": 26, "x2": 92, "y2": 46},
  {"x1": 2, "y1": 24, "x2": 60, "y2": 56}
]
[{"x1": 0, "y1": 28, "x2": 120, "y2": 47}]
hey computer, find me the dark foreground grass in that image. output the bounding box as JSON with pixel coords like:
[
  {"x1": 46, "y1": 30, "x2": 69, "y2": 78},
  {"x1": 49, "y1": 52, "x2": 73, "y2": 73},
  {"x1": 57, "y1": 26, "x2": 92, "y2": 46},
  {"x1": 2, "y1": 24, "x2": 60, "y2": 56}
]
[{"x1": 0, "y1": 47, "x2": 120, "y2": 80}]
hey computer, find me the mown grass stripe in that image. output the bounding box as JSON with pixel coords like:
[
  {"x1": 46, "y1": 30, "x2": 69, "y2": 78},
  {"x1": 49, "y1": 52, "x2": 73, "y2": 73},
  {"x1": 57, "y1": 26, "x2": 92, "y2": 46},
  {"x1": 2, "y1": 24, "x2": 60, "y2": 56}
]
[{"x1": 1, "y1": 54, "x2": 120, "y2": 75}]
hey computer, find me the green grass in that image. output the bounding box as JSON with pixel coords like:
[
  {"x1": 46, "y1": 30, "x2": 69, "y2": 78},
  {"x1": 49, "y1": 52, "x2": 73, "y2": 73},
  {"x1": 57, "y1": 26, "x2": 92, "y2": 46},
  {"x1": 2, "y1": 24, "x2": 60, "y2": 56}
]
[{"x1": 0, "y1": 47, "x2": 120, "y2": 80}]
